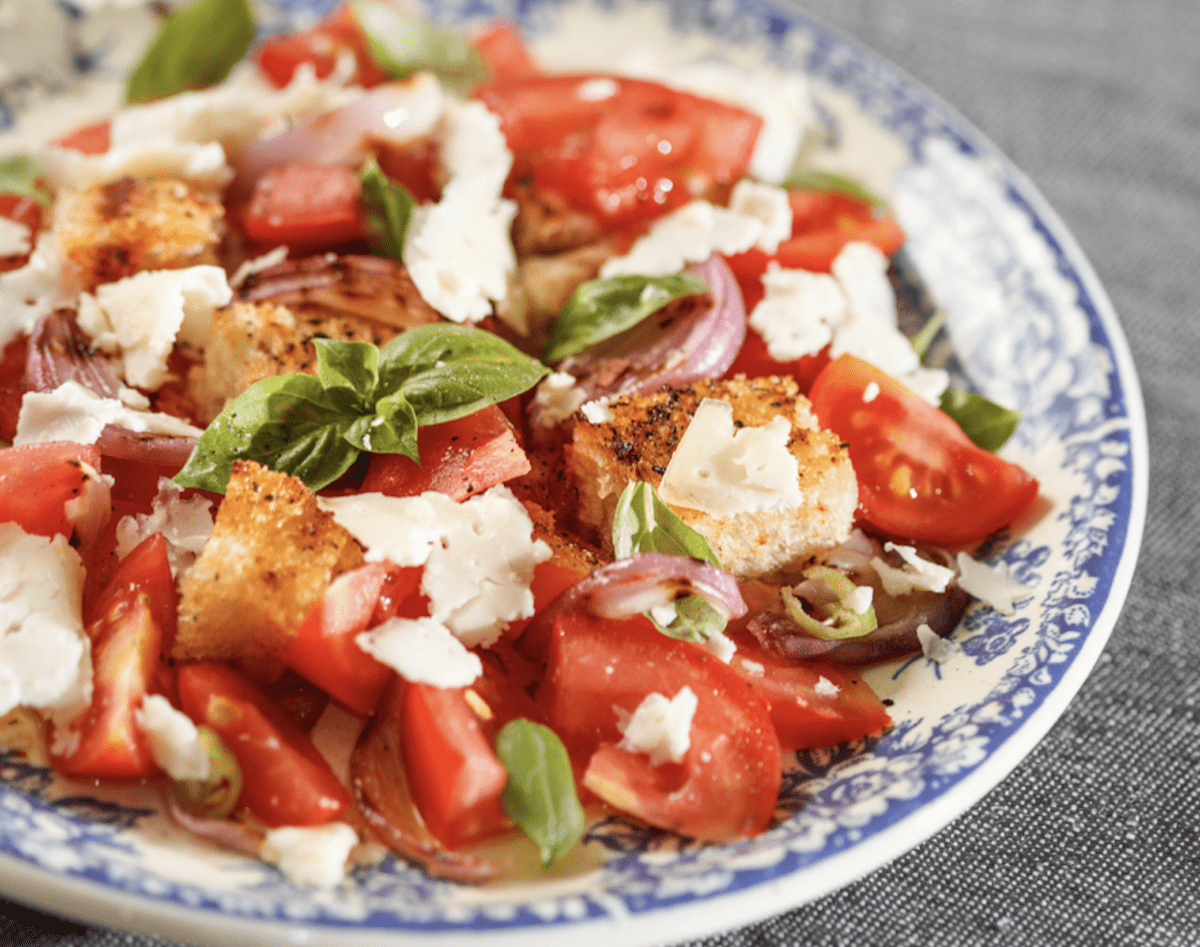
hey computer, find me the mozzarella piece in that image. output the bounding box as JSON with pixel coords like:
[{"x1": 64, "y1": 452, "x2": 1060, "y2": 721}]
[
  {"x1": 617, "y1": 686, "x2": 698, "y2": 766},
  {"x1": 357, "y1": 616, "x2": 482, "y2": 687},
  {"x1": 115, "y1": 477, "x2": 214, "y2": 578},
  {"x1": 0, "y1": 524, "x2": 90, "y2": 719},
  {"x1": 261, "y1": 823, "x2": 359, "y2": 889},
  {"x1": 76, "y1": 265, "x2": 232, "y2": 390},
  {"x1": 319, "y1": 486, "x2": 551, "y2": 648},
  {"x1": 659, "y1": 398, "x2": 802, "y2": 516},
  {"x1": 15, "y1": 381, "x2": 204, "y2": 447},
  {"x1": 136, "y1": 694, "x2": 210, "y2": 781},
  {"x1": 956, "y1": 553, "x2": 1031, "y2": 615}
]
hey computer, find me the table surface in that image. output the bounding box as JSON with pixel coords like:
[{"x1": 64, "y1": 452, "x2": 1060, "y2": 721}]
[{"x1": 4, "y1": 1, "x2": 1198, "y2": 945}]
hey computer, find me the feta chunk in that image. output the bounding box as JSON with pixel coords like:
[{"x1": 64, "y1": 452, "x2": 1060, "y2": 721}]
[
  {"x1": 917, "y1": 623, "x2": 959, "y2": 663},
  {"x1": 0, "y1": 217, "x2": 31, "y2": 258},
  {"x1": 136, "y1": 694, "x2": 210, "y2": 781},
  {"x1": 15, "y1": 381, "x2": 204, "y2": 447},
  {"x1": 76, "y1": 265, "x2": 232, "y2": 390},
  {"x1": 115, "y1": 478, "x2": 214, "y2": 578},
  {"x1": 871, "y1": 542, "x2": 956, "y2": 595},
  {"x1": 617, "y1": 686, "x2": 698, "y2": 765},
  {"x1": 956, "y1": 553, "x2": 1031, "y2": 615},
  {"x1": 534, "y1": 371, "x2": 588, "y2": 426},
  {"x1": 319, "y1": 486, "x2": 551, "y2": 648},
  {"x1": 0, "y1": 524, "x2": 90, "y2": 718},
  {"x1": 261, "y1": 822, "x2": 358, "y2": 889},
  {"x1": 659, "y1": 398, "x2": 801, "y2": 516},
  {"x1": 814, "y1": 675, "x2": 841, "y2": 698},
  {"x1": 748, "y1": 267, "x2": 845, "y2": 362},
  {"x1": 0, "y1": 232, "x2": 74, "y2": 348},
  {"x1": 356, "y1": 617, "x2": 482, "y2": 687},
  {"x1": 728, "y1": 180, "x2": 793, "y2": 254}
]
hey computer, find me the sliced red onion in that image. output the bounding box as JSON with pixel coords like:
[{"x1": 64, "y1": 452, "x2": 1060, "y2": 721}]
[
  {"x1": 95, "y1": 425, "x2": 197, "y2": 471},
  {"x1": 26, "y1": 309, "x2": 121, "y2": 397},
  {"x1": 166, "y1": 795, "x2": 265, "y2": 858},
  {"x1": 520, "y1": 552, "x2": 746, "y2": 652},
  {"x1": 561, "y1": 254, "x2": 746, "y2": 401}
]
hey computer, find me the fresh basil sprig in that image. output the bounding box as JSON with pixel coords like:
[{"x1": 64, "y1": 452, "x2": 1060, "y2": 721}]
[
  {"x1": 495, "y1": 719, "x2": 585, "y2": 866},
  {"x1": 909, "y1": 309, "x2": 947, "y2": 362},
  {"x1": 125, "y1": 0, "x2": 253, "y2": 104},
  {"x1": 939, "y1": 389, "x2": 1022, "y2": 452},
  {"x1": 611, "y1": 482, "x2": 727, "y2": 644},
  {"x1": 174, "y1": 325, "x2": 549, "y2": 494},
  {"x1": 0, "y1": 155, "x2": 50, "y2": 207},
  {"x1": 781, "y1": 166, "x2": 888, "y2": 210},
  {"x1": 351, "y1": 0, "x2": 490, "y2": 96},
  {"x1": 542, "y1": 273, "x2": 709, "y2": 365},
  {"x1": 359, "y1": 156, "x2": 417, "y2": 262}
]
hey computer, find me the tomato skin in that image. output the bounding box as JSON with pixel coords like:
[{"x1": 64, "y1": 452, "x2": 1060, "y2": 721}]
[
  {"x1": 0, "y1": 194, "x2": 41, "y2": 272},
  {"x1": 472, "y1": 19, "x2": 539, "y2": 79},
  {"x1": 725, "y1": 627, "x2": 891, "y2": 749},
  {"x1": 725, "y1": 329, "x2": 831, "y2": 394},
  {"x1": 255, "y1": 3, "x2": 387, "y2": 89},
  {"x1": 284, "y1": 562, "x2": 422, "y2": 715},
  {"x1": 0, "y1": 442, "x2": 103, "y2": 541},
  {"x1": 242, "y1": 163, "x2": 367, "y2": 251},
  {"x1": 54, "y1": 120, "x2": 111, "y2": 154},
  {"x1": 178, "y1": 663, "x2": 354, "y2": 827},
  {"x1": 84, "y1": 533, "x2": 178, "y2": 651},
  {"x1": 808, "y1": 354, "x2": 1039, "y2": 545},
  {"x1": 400, "y1": 681, "x2": 511, "y2": 849},
  {"x1": 542, "y1": 613, "x2": 781, "y2": 842},
  {"x1": 360, "y1": 405, "x2": 530, "y2": 502}
]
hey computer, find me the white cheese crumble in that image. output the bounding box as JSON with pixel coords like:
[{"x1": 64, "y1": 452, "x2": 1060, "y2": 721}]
[
  {"x1": 14, "y1": 381, "x2": 204, "y2": 447},
  {"x1": 658, "y1": 398, "x2": 801, "y2": 516},
  {"x1": 956, "y1": 553, "x2": 1031, "y2": 615},
  {"x1": 356, "y1": 616, "x2": 483, "y2": 688},
  {"x1": 617, "y1": 686, "x2": 698, "y2": 766},
  {"x1": 261, "y1": 822, "x2": 359, "y2": 889},
  {"x1": 76, "y1": 265, "x2": 232, "y2": 390},
  {"x1": 403, "y1": 97, "x2": 517, "y2": 323},
  {"x1": 0, "y1": 524, "x2": 90, "y2": 719},
  {"x1": 872, "y1": 542, "x2": 956, "y2": 595},
  {"x1": 863, "y1": 381, "x2": 881, "y2": 403},
  {"x1": 846, "y1": 584, "x2": 874, "y2": 615},
  {"x1": 115, "y1": 478, "x2": 214, "y2": 578},
  {"x1": 705, "y1": 627, "x2": 737, "y2": 663},
  {"x1": 648, "y1": 602, "x2": 678, "y2": 628},
  {"x1": 738, "y1": 657, "x2": 766, "y2": 676},
  {"x1": 748, "y1": 267, "x2": 845, "y2": 362},
  {"x1": 135, "y1": 693, "x2": 210, "y2": 781},
  {"x1": 533, "y1": 371, "x2": 588, "y2": 426},
  {"x1": 917, "y1": 622, "x2": 959, "y2": 663},
  {"x1": 580, "y1": 398, "x2": 615, "y2": 424},
  {"x1": 0, "y1": 217, "x2": 31, "y2": 258},
  {"x1": 318, "y1": 485, "x2": 551, "y2": 648},
  {"x1": 0, "y1": 232, "x2": 75, "y2": 348},
  {"x1": 814, "y1": 675, "x2": 841, "y2": 698}
]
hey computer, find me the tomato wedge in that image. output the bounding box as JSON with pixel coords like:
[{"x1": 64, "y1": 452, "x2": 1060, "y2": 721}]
[
  {"x1": 541, "y1": 613, "x2": 780, "y2": 842},
  {"x1": 808, "y1": 354, "x2": 1039, "y2": 545},
  {"x1": 242, "y1": 163, "x2": 367, "y2": 251},
  {"x1": 0, "y1": 442, "x2": 104, "y2": 541},
  {"x1": 472, "y1": 19, "x2": 540, "y2": 79},
  {"x1": 178, "y1": 663, "x2": 353, "y2": 827},
  {"x1": 255, "y1": 3, "x2": 386, "y2": 89}
]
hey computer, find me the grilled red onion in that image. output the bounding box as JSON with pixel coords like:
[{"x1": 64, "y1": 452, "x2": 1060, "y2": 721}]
[
  {"x1": 560, "y1": 254, "x2": 746, "y2": 401},
  {"x1": 166, "y1": 795, "x2": 265, "y2": 858},
  {"x1": 26, "y1": 309, "x2": 121, "y2": 397},
  {"x1": 94, "y1": 426, "x2": 197, "y2": 472}
]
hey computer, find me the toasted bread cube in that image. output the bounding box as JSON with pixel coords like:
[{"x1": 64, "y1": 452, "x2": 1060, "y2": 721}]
[
  {"x1": 55, "y1": 177, "x2": 223, "y2": 292},
  {"x1": 570, "y1": 377, "x2": 857, "y2": 579},
  {"x1": 174, "y1": 461, "x2": 364, "y2": 680}
]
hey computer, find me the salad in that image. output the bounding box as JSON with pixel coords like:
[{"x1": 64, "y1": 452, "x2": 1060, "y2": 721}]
[{"x1": 0, "y1": 0, "x2": 1041, "y2": 889}]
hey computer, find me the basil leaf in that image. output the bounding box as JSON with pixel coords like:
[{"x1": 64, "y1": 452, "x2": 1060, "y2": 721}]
[
  {"x1": 939, "y1": 389, "x2": 1022, "y2": 452},
  {"x1": 910, "y1": 309, "x2": 946, "y2": 362},
  {"x1": 496, "y1": 719, "x2": 585, "y2": 866},
  {"x1": 351, "y1": 0, "x2": 489, "y2": 96},
  {"x1": 612, "y1": 481, "x2": 720, "y2": 567},
  {"x1": 314, "y1": 338, "x2": 378, "y2": 397},
  {"x1": 652, "y1": 595, "x2": 726, "y2": 644},
  {"x1": 125, "y1": 0, "x2": 254, "y2": 104},
  {"x1": 380, "y1": 323, "x2": 550, "y2": 426},
  {"x1": 0, "y1": 155, "x2": 50, "y2": 207},
  {"x1": 543, "y1": 273, "x2": 709, "y2": 365},
  {"x1": 359, "y1": 156, "x2": 416, "y2": 262},
  {"x1": 174, "y1": 374, "x2": 364, "y2": 493},
  {"x1": 781, "y1": 166, "x2": 888, "y2": 210}
]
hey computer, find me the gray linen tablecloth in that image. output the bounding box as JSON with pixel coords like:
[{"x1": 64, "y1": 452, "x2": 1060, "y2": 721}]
[{"x1": 3, "y1": 0, "x2": 1197, "y2": 944}]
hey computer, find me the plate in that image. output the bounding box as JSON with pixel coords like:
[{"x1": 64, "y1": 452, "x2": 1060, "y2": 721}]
[{"x1": 0, "y1": 1, "x2": 1147, "y2": 945}]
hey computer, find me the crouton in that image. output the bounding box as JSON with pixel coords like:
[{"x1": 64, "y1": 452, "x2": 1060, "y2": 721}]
[
  {"x1": 188, "y1": 300, "x2": 406, "y2": 422},
  {"x1": 516, "y1": 241, "x2": 614, "y2": 355},
  {"x1": 174, "y1": 460, "x2": 364, "y2": 680},
  {"x1": 55, "y1": 177, "x2": 223, "y2": 292},
  {"x1": 512, "y1": 184, "x2": 604, "y2": 257},
  {"x1": 569, "y1": 377, "x2": 857, "y2": 579}
]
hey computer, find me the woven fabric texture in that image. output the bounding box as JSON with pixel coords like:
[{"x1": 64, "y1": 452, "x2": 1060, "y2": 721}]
[{"x1": 3, "y1": 0, "x2": 1197, "y2": 944}]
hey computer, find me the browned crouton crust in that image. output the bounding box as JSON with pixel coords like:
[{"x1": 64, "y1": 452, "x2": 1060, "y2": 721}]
[
  {"x1": 569, "y1": 377, "x2": 858, "y2": 579},
  {"x1": 512, "y1": 185, "x2": 604, "y2": 257},
  {"x1": 55, "y1": 177, "x2": 223, "y2": 292},
  {"x1": 174, "y1": 460, "x2": 364, "y2": 680}
]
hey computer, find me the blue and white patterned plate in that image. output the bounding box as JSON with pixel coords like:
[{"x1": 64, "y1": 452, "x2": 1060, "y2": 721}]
[{"x1": 0, "y1": 1, "x2": 1146, "y2": 945}]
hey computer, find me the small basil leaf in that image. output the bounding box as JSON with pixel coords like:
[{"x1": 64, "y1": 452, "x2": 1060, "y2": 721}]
[
  {"x1": 314, "y1": 338, "x2": 379, "y2": 398},
  {"x1": 909, "y1": 309, "x2": 946, "y2": 362},
  {"x1": 543, "y1": 273, "x2": 709, "y2": 365},
  {"x1": 381, "y1": 323, "x2": 550, "y2": 426},
  {"x1": 780, "y1": 166, "x2": 888, "y2": 210},
  {"x1": 351, "y1": 0, "x2": 490, "y2": 96},
  {"x1": 344, "y1": 394, "x2": 419, "y2": 459},
  {"x1": 651, "y1": 595, "x2": 726, "y2": 644},
  {"x1": 174, "y1": 374, "x2": 361, "y2": 494},
  {"x1": 939, "y1": 389, "x2": 1021, "y2": 452},
  {"x1": 495, "y1": 719, "x2": 585, "y2": 866},
  {"x1": 125, "y1": 0, "x2": 254, "y2": 104},
  {"x1": 0, "y1": 155, "x2": 50, "y2": 207},
  {"x1": 359, "y1": 156, "x2": 416, "y2": 262},
  {"x1": 612, "y1": 481, "x2": 720, "y2": 567}
]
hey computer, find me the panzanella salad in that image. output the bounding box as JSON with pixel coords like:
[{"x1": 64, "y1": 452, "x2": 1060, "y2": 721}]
[{"x1": 0, "y1": 0, "x2": 1039, "y2": 887}]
